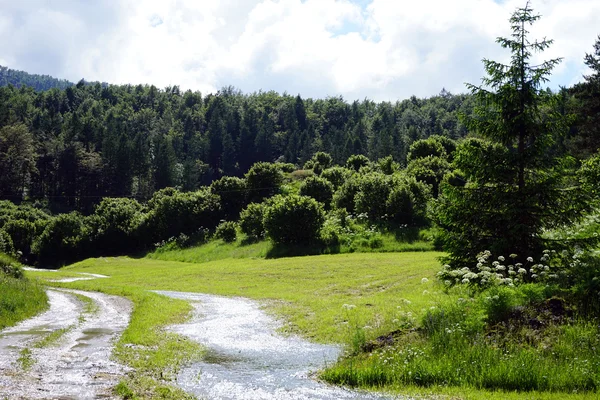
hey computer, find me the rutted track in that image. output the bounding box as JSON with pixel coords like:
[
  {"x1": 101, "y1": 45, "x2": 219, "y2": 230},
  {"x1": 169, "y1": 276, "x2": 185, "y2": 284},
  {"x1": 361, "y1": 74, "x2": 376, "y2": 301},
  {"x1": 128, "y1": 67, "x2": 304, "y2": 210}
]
[
  {"x1": 157, "y1": 291, "x2": 397, "y2": 400},
  {"x1": 0, "y1": 288, "x2": 132, "y2": 399}
]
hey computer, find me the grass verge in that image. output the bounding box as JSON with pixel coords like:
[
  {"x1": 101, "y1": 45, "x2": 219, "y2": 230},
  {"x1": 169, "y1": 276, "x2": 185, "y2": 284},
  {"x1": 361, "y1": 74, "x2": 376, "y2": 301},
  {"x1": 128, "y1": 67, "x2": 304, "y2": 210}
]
[{"x1": 0, "y1": 253, "x2": 48, "y2": 330}]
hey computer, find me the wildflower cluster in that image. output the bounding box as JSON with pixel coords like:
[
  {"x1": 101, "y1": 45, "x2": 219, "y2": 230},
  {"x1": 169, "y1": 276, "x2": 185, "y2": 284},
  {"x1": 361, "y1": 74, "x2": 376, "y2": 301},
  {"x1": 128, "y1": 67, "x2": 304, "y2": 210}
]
[{"x1": 438, "y1": 250, "x2": 562, "y2": 289}]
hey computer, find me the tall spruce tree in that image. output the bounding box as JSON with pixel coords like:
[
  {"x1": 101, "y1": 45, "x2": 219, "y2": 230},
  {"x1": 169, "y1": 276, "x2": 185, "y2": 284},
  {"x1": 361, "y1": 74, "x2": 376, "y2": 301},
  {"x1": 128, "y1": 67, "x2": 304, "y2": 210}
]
[{"x1": 433, "y1": 2, "x2": 591, "y2": 268}]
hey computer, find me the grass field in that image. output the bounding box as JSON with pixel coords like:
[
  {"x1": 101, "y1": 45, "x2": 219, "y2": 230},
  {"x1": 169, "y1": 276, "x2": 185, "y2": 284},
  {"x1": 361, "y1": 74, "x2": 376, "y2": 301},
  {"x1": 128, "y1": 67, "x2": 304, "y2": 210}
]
[
  {"x1": 0, "y1": 253, "x2": 48, "y2": 330},
  {"x1": 25, "y1": 248, "x2": 600, "y2": 400}
]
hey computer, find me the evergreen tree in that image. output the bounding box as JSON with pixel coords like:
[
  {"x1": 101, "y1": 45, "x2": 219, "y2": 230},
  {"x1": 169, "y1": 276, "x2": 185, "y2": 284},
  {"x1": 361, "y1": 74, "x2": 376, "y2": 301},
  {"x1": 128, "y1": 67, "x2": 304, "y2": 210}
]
[{"x1": 433, "y1": 2, "x2": 590, "y2": 269}]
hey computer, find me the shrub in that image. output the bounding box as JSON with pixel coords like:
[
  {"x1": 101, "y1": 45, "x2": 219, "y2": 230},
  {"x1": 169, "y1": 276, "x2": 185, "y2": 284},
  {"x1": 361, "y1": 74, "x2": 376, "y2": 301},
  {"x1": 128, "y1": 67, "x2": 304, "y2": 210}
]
[
  {"x1": 210, "y1": 176, "x2": 247, "y2": 219},
  {"x1": 264, "y1": 195, "x2": 325, "y2": 244},
  {"x1": 0, "y1": 229, "x2": 15, "y2": 256},
  {"x1": 406, "y1": 156, "x2": 452, "y2": 197},
  {"x1": 386, "y1": 185, "x2": 414, "y2": 224},
  {"x1": 299, "y1": 176, "x2": 335, "y2": 209},
  {"x1": 215, "y1": 221, "x2": 238, "y2": 243},
  {"x1": 377, "y1": 155, "x2": 400, "y2": 175},
  {"x1": 334, "y1": 175, "x2": 361, "y2": 213},
  {"x1": 239, "y1": 203, "x2": 267, "y2": 240},
  {"x1": 354, "y1": 173, "x2": 392, "y2": 220},
  {"x1": 32, "y1": 212, "x2": 90, "y2": 267},
  {"x1": 346, "y1": 154, "x2": 370, "y2": 171},
  {"x1": 91, "y1": 197, "x2": 144, "y2": 254},
  {"x1": 245, "y1": 162, "x2": 284, "y2": 203},
  {"x1": 406, "y1": 138, "x2": 447, "y2": 162},
  {"x1": 0, "y1": 252, "x2": 23, "y2": 279},
  {"x1": 2, "y1": 219, "x2": 36, "y2": 260},
  {"x1": 142, "y1": 188, "x2": 221, "y2": 244},
  {"x1": 275, "y1": 162, "x2": 296, "y2": 173},
  {"x1": 321, "y1": 167, "x2": 352, "y2": 190}
]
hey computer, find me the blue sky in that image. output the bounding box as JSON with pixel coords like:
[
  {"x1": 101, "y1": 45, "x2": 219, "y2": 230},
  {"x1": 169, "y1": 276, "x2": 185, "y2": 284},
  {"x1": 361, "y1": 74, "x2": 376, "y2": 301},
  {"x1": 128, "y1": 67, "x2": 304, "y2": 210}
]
[{"x1": 0, "y1": 0, "x2": 597, "y2": 101}]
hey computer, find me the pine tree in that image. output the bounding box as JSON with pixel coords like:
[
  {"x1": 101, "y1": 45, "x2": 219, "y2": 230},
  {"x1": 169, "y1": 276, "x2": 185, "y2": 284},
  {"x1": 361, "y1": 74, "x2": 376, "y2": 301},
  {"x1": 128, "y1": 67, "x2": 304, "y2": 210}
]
[{"x1": 433, "y1": 2, "x2": 591, "y2": 268}]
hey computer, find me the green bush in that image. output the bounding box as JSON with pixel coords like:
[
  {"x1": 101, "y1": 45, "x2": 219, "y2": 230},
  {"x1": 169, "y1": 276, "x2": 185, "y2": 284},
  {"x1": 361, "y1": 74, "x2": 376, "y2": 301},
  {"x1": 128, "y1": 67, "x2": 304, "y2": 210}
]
[
  {"x1": 354, "y1": 173, "x2": 392, "y2": 220},
  {"x1": 406, "y1": 137, "x2": 447, "y2": 162},
  {"x1": 299, "y1": 176, "x2": 335, "y2": 209},
  {"x1": 32, "y1": 212, "x2": 90, "y2": 267},
  {"x1": 0, "y1": 252, "x2": 23, "y2": 279},
  {"x1": 210, "y1": 176, "x2": 247, "y2": 219},
  {"x1": 215, "y1": 221, "x2": 238, "y2": 243},
  {"x1": 2, "y1": 219, "x2": 37, "y2": 261},
  {"x1": 334, "y1": 175, "x2": 361, "y2": 213},
  {"x1": 245, "y1": 162, "x2": 284, "y2": 203},
  {"x1": 377, "y1": 155, "x2": 400, "y2": 175},
  {"x1": 346, "y1": 154, "x2": 370, "y2": 171},
  {"x1": 275, "y1": 162, "x2": 297, "y2": 173},
  {"x1": 91, "y1": 197, "x2": 144, "y2": 254},
  {"x1": 0, "y1": 229, "x2": 15, "y2": 256},
  {"x1": 386, "y1": 185, "x2": 414, "y2": 224},
  {"x1": 141, "y1": 188, "x2": 222, "y2": 244},
  {"x1": 239, "y1": 203, "x2": 267, "y2": 240},
  {"x1": 320, "y1": 167, "x2": 352, "y2": 190},
  {"x1": 264, "y1": 195, "x2": 325, "y2": 245}
]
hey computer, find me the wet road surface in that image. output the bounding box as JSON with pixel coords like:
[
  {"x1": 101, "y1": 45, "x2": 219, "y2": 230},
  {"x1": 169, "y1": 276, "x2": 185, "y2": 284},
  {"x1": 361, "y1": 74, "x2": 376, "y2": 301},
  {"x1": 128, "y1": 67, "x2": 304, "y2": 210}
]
[
  {"x1": 0, "y1": 289, "x2": 132, "y2": 399},
  {"x1": 157, "y1": 291, "x2": 398, "y2": 400}
]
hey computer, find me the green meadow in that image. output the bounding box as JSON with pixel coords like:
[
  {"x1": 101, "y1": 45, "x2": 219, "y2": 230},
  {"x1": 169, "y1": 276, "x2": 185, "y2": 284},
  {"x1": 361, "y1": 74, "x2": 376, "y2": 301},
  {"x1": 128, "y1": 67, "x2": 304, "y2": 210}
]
[{"x1": 24, "y1": 245, "x2": 599, "y2": 400}]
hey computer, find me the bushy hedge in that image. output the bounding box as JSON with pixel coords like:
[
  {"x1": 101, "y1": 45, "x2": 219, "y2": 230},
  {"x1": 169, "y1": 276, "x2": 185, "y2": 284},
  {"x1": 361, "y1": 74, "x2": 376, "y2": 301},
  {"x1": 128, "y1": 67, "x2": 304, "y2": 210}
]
[
  {"x1": 32, "y1": 212, "x2": 90, "y2": 267},
  {"x1": 215, "y1": 221, "x2": 238, "y2": 243},
  {"x1": 245, "y1": 162, "x2": 284, "y2": 203},
  {"x1": 239, "y1": 203, "x2": 267, "y2": 240},
  {"x1": 299, "y1": 176, "x2": 335, "y2": 209},
  {"x1": 264, "y1": 195, "x2": 325, "y2": 244},
  {"x1": 210, "y1": 176, "x2": 247, "y2": 219},
  {"x1": 91, "y1": 197, "x2": 144, "y2": 254},
  {"x1": 142, "y1": 188, "x2": 221, "y2": 243}
]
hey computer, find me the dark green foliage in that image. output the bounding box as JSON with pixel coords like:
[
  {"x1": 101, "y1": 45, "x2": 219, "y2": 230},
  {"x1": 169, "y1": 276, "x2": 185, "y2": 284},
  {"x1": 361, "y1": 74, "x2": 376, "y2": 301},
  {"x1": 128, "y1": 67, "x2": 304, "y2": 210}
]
[
  {"x1": 245, "y1": 162, "x2": 284, "y2": 203},
  {"x1": 264, "y1": 195, "x2": 325, "y2": 245},
  {"x1": 406, "y1": 155, "x2": 452, "y2": 197},
  {"x1": 210, "y1": 176, "x2": 247, "y2": 219},
  {"x1": 0, "y1": 230, "x2": 15, "y2": 257},
  {"x1": 320, "y1": 167, "x2": 352, "y2": 190},
  {"x1": 275, "y1": 162, "x2": 296, "y2": 173},
  {"x1": 0, "y1": 73, "x2": 476, "y2": 213},
  {"x1": 354, "y1": 173, "x2": 392, "y2": 220},
  {"x1": 215, "y1": 221, "x2": 237, "y2": 243},
  {"x1": 377, "y1": 156, "x2": 399, "y2": 175},
  {"x1": 299, "y1": 176, "x2": 335, "y2": 209},
  {"x1": 32, "y1": 212, "x2": 90, "y2": 267},
  {"x1": 434, "y1": 4, "x2": 590, "y2": 269},
  {"x1": 0, "y1": 124, "x2": 36, "y2": 199},
  {"x1": 0, "y1": 252, "x2": 23, "y2": 279},
  {"x1": 567, "y1": 36, "x2": 600, "y2": 158},
  {"x1": 239, "y1": 203, "x2": 267, "y2": 240},
  {"x1": 346, "y1": 154, "x2": 370, "y2": 171},
  {"x1": 2, "y1": 219, "x2": 36, "y2": 260},
  {"x1": 406, "y1": 137, "x2": 446, "y2": 162},
  {"x1": 91, "y1": 198, "x2": 144, "y2": 254},
  {"x1": 142, "y1": 188, "x2": 221, "y2": 243},
  {"x1": 333, "y1": 175, "x2": 361, "y2": 213},
  {"x1": 0, "y1": 65, "x2": 75, "y2": 91},
  {"x1": 386, "y1": 186, "x2": 414, "y2": 224}
]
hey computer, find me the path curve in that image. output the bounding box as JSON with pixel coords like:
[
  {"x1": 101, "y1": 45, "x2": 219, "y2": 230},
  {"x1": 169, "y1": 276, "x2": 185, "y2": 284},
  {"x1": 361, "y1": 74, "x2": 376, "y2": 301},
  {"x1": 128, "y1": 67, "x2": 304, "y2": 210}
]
[
  {"x1": 157, "y1": 291, "x2": 400, "y2": 400},
  {"x1": 0, "y1": 288, "x2": 132, "y2": 399}
]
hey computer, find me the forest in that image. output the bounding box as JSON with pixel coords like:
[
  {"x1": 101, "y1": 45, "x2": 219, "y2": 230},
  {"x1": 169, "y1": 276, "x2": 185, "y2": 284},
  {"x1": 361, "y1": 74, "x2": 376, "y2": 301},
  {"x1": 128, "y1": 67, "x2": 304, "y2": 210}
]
[{"x1": 1, "y1": 2, "x2": 600, "y2": 398}]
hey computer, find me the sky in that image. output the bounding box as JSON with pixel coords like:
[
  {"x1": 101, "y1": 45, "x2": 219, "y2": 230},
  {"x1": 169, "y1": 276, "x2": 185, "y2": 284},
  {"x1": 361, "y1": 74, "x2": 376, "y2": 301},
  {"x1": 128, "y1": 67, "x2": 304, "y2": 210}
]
[{"x1": 0, "y1": 0, "x2": 598, "y2": 102}]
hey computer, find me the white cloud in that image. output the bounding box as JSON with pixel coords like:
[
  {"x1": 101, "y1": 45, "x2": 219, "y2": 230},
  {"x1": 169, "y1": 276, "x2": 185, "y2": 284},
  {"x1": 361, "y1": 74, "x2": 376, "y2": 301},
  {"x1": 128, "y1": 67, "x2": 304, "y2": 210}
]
[{"x1": 1, "y1": 0, "x2": 598, "y2": 101}]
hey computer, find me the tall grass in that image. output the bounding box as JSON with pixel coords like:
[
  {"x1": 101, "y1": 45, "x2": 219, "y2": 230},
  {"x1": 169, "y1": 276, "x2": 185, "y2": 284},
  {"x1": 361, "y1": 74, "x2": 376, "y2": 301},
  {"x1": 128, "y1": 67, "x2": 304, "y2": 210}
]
[
  {"x1": 322, "y1": 290, "x2": 600, "y2": 393},
  {"x1": 0, "y1": 253, "x2": 48, "y2": 329}
]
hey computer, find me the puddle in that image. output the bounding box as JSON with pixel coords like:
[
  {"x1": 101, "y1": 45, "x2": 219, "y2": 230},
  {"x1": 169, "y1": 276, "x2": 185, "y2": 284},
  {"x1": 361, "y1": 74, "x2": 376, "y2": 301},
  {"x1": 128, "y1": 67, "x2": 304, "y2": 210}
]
[
  {"x1": 0, "y1": 289, "x2": 132, "y2": 399},
  {"x1": 156, "y1": 291, "x2": 399, "y2": 400}
]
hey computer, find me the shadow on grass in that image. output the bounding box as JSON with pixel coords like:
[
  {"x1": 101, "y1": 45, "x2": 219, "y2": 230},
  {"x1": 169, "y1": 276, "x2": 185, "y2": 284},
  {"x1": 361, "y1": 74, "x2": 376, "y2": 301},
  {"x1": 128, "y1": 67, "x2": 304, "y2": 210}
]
[{"x1": 265, "y1": 242, "x2": 341, "y2": 259}]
